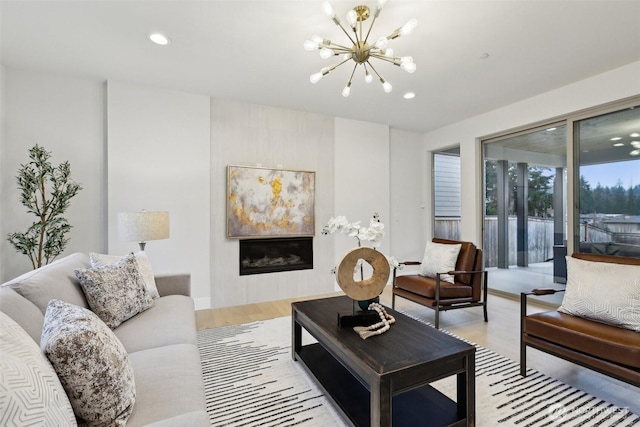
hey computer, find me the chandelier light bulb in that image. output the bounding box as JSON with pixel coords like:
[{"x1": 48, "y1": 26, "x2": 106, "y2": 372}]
[
  {"x1": 322, "y1": 1, "x2": 336, "y2": 18},
  {"x1": 346, "y1": 10, "x2": 358, "y2": 28},
  {"x1": 319, "y1": 48, "x2": 334, "y2": 59},
  {"x1": 400, "y1": 18, "x2": 418, "y2": 36},
  {"x1": 377, "y1": 0, "x2": 387, "y2": 10},
  {"x1": 400, "y1": 56, "x2": 413, "y2": 63},
  {"x1": 304, "y1": 40, "x2": 319, "y2": 51},
  {"x1": 375, "y1": 36, "x2": 389, "y2": 49},
  {"x1": 312, "y1": 35, "x2": 324, "y2": 44},
  {"x1": 365, "y1": 71, "x2": 373, "y2": 83},
  {"x1": 382, "y1": 80, "x2": 392, "y2": 93},
  {"x1": 310, "y1": 72, "x2": 324, "y2": 84},
  {"x1": 342, "y1": 85, "x2": 351, "y2": 97},
  {"x1": 384, "y1": 48, "x2": 394, "y2": 57},
  {"x1": 400, "y1": 62, "x2": 416, "y2": 73}
]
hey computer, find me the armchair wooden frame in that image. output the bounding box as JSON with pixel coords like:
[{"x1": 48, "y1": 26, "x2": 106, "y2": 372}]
[{"x1": 391, "y1": 238, "x2": 488, "y2": 329}]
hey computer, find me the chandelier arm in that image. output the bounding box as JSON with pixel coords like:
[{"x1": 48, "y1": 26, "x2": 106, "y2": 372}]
[
  {"x1": 363, "y1": 12, "x2": 379, "y2": 44},
  {"x1": 326, "y1": 56, "x2": 354, "y2": 74},
  {"x1": 369, "y1": 53, "x2": 400, "y2": 65},
  {"x1": 332, "y1": 17, "x2": 357, "y2": 46},
  {"x1": 348, "y1": 63, "x2": 358, "y2": 84},
  {"x1": 366, "y1": 60, "x2": 384, "y2": 80},
  {"x1": 326, "y1": 42, "x2": 352, "y2": 52}
]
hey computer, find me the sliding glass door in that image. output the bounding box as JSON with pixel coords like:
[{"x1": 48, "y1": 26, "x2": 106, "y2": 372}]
[{"x1": 483, "y1": 124, "x2": 568, "y2": 287}]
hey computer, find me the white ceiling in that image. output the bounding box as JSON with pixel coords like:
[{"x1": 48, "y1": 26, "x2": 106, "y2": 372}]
[{"x1": 2, "y1": 0, "x2": 640, "y2": 133}]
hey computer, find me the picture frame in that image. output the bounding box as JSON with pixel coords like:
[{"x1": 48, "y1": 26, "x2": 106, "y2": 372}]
[{"x1": 226, "y1": 165, "x2": 315, "y2": 238}]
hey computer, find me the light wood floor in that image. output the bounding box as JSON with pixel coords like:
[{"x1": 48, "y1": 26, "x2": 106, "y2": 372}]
[{"x1": 196, "y1": 287, "x2": 640, "y2": 415}]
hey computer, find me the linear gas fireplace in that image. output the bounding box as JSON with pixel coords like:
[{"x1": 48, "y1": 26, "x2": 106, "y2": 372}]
[{"x1": 239, "y1": 237, "x2": 313, "y2": 275}]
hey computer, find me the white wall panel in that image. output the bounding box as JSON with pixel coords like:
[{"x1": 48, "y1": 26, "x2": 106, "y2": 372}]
[
  {"x1": 210, "y1": 99, "x2": 335, "y2": 308},
  {"x1": 106, "y1": 81, "x2": 211, "y2": 308}
]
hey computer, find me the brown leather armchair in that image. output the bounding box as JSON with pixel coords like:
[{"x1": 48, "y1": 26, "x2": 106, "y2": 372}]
[{"x1": 392, "y1": 238, "x2": 488, "y2": 329}]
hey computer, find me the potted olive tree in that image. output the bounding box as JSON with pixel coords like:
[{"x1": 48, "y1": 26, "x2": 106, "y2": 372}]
[{"x1": 7, "y1": 145, "x2": 82, "y2": 269}]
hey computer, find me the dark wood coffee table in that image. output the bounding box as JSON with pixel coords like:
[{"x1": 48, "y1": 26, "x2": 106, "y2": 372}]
[{"x1": 292, "y1": 296, "x2": 475, "y2": 427}]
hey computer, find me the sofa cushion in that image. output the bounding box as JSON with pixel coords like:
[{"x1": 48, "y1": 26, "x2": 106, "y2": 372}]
[
  {"x1": 125, "y1": 344, "x2": 207, "y2": 426},
  {"x1": 75, "y1": 253, "x2": 154, "y2": 329},
  {"x1": 524, "y1": 310, "x2": 640, "y2": 369},
  {"x1": 3, "y1": 252, "x2": 90, "y2": 314},
  {"x1": 114, "y1": 295, "x2": 197, "y2": 353},
  {"x1": 559, "y1": 256, "x2": 640, "y2": 332},
  {"x1": 0, "y1": 286, "x2": 45, "y2": 343},
  {"x1": 0, "y1": 312, "x2": 77, "y2": 426},
  {"x1": 41, "y1": 299, "x2": 136, "y2": 426},
  {"x1": 90, "y1": 251, "x2": 160, "y2": 299},
  {"x1": 419, "y1": 241, "x2": 461, "y2": 284},
  {"x1": 394, "y1": 274, "x2": 473, "y2": 299}
]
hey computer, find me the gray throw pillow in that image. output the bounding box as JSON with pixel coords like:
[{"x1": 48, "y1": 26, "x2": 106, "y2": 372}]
[
  {"x1": 41, "y1": 299, "x2": 135, "y2": 426},
  {"x1": 75, "y1": 253, "x2": 153, "y2": 329}
]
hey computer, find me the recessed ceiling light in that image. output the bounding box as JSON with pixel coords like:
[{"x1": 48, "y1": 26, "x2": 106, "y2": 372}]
[
  {"x1": 149, "y1": 33, "x2": 170, "y2": 45},
  {"x1": 631, "y1": 133, "x2": 640, "y2": 138},
  {"x1": 630, "y1": 149, "x2": 640, "y2": 156},
  {"x1": 610, "y1": 137, "x2": 622, "y2": 141},
  {"x1": 613, "y1": 142, "x2": 625, "y2": 147},
  {"x1": 479, "y1": 53, "x2": 490, "y2": 59},
  {"x1": 403, "y1": 92, "x2": 416, "y2": 99},
  {"x1": 546, "y1": 127, "x2": 556, "y2": 131}
]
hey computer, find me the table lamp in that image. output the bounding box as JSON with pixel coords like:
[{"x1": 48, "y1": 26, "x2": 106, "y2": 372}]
[{"x1": 118, "y1": 210, "x2": 170, "y2": 250}]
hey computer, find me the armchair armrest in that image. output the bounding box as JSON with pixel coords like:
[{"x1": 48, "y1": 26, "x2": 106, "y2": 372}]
[
  {"x1": 447, "y1": 269, "x2": 486, "y2": 275},
  {"x1": 523, "y1": 288, "x2": 566, "y2": 296},
  {"x1": 155, "y1": 273, "x2": 191, "y2": 297},
  {"x1": 401, "y1": 261, "x2": 422, "y2": 266}
]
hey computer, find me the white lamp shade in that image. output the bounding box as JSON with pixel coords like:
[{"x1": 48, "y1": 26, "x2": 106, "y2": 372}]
[{"x1": 118, "y1": 211, "x2": 170, "y2": 243}]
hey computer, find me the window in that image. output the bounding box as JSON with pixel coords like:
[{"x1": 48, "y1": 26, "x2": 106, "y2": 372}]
[
  {"x1": 575, "y1": 105, "x2": 640, "y2": 258},
  {"x1": 433, "y1": 148, "x2": 461, "y2": 240}
]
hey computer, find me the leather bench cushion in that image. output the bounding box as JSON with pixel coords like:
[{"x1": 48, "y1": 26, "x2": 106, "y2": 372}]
[
  {"x1": 394, "y1": 274, "x2": 473, "y2": 299},
  {"x1": 525, "y1": 310, "x2": 640, "y2": 369}
]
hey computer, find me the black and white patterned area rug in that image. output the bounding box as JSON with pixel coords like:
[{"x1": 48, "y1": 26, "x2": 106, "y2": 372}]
[{"x1": 197, "y1": 316, "x2": 639, "y2": 427}]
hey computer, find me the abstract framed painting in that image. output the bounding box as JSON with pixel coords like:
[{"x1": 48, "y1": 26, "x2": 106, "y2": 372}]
[{"x1": 227, "y1": 165, "x2": 315, "y2": 238}]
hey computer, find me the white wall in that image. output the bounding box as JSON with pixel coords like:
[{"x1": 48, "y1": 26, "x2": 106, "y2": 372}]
[
  {"x1": 333, "y1": 118, "x2": 391, "y2": 288},
  {"x1": 389, "y1": 128, "x2": 427, "y2": 262},
  {"x1": 106, "y1": 81, "x2": 211, "y2": 308},
  {"x1": 1, "y1": 68, "x2": 105, "y2": 280},
  {"x1": 423, "y1": 60, "x2": 640, "y2": 247}
]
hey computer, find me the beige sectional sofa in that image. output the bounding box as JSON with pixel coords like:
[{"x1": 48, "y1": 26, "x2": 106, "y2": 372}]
[{"x1": 0, "y1": 252, "x2": 209, "y2": 426}]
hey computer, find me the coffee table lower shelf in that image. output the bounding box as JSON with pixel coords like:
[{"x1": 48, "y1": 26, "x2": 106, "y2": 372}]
[{"x1": 296, "y1": 343, "x2": 465, "y2": 427}]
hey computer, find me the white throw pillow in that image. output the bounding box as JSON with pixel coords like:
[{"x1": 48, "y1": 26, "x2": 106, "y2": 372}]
[
  {"x1": 419, "y1": 241, "x2": 462, "y2": 284},
  {"x1": 90, "y1": 251, "x2": 160, "y2": 298},
  {"x1": 0, "y1": 312, "x2": 77, "y2": 426},
  {"x1": 76, "y1": 253, "x2": 154, "y2": 329},
  {"x1": 41, "y1": 299, "x2": 136, "y2": 426},
  {"x1": 558, "y1": 256, "x2": 640, "y2": 331}
]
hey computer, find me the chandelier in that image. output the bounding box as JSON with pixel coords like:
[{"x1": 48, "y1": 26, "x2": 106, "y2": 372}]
[{"x1": 304, "y1": 0, "x2": 417, "y2": 97}]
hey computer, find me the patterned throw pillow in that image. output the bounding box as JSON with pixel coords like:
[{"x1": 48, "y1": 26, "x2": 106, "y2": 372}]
[
  {"x1": 75, "y1": 253, "x2": 154, "y2": 328},
  {"x1": 0, "y1": 311, "x2": 77, "y2": 426},
  {"x1": 559, "y1": 256, "x2": 640, "y2": 331},
  {"x1": 41, "y1": 299, "x2": 136, "y2": 426},
  {"x1": 419, "y1": 241, "x2": 462, "y2": 284},
  {"x1": 90, "y1": 251, "x2": 160, "y2": 299}
]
